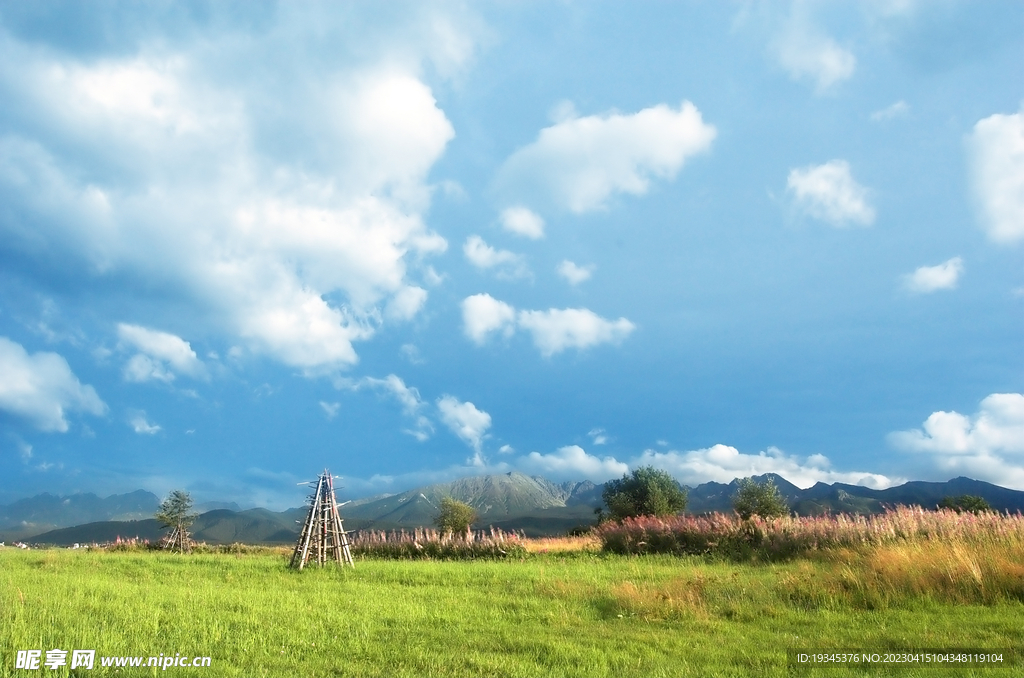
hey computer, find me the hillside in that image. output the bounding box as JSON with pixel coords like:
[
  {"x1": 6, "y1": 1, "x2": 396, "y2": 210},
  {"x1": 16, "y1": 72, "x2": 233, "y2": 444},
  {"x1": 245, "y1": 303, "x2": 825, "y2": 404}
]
[
  {"x1": 0, "y1": 490, "x2": 160, "y2": 541},
  {"x1": 13, "y1": 473, "x2": 1024, "y2": 544}
]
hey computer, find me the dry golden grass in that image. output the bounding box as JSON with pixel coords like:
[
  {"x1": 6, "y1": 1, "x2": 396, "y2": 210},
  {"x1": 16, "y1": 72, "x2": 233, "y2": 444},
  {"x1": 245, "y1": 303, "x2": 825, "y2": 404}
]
[
  {"x1": 782, "y1": 538, "x2": 1024, "y2": 608},
  {"x1": 610, "y1": 575, "x2": 710, "y2": 620},
  {"x1": 521, "y1": 534, "x2": 601, "y2": 554}
]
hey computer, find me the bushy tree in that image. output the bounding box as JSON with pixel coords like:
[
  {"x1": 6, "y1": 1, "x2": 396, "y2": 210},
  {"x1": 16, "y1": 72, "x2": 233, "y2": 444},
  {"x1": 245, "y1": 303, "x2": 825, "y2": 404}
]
[
  {"x1": 601, "y1": 466, "x2": 687, "y2": 521},
  {"x1": 155, "y1": 490, "x2": 197, "y2": 529},
  {"x1": 156, "y1": 490, "x2": 198, "y2": 553},
  {"x1": 434, "y1": 497, "x2": 477, "y2": 535},
  {"x1": 732, "y1": 477, "x2": 788, "y2": 520},
  {"x1": 938, "y1": 495, "x2": 992, "y2": 514}
]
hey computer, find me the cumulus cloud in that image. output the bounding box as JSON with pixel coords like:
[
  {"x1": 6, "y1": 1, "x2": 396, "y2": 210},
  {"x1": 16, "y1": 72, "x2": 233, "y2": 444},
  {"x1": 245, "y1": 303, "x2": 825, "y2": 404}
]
[
  {"x1": 519, "y1": 445, "x2": 628, "y2": 482},
  {"x1": 0, "y1": 336, "x2": 107, "y2": 432},
  {"x1": 770, "y1": 7, "x2": 855, "y2": 92},
  {"x1": 496, "y1": 101, "x2": 716, "y2": 213},
  {"x1": 461, "y1": 293, "x2": 517, "y2": 345},
  {"x1": 517, "y1": 308, "x2": 635, "y2": 357},
  {"x1": 774, "y1": 33, "x2": 855, "y2": 92},
  {"x1": 634, "y1": 444, "x2": 896, "y2": 489},
  {"x1": 117, "y1": 323, "x2": 206, "y2": 383},
  {"x1": 437, "y1": 395, "x2": 491, "y2": 465},
  {"x1": 500, "y1": 206, "x2": 545, "y2": 239},
  {"x1": 461, "y1": 294, "x2": 635, "y2": 356},
  {"x1": 129, "y1": 411, "x2": 161, "y2": 435},
  {"x1": 968, "y1": 108, "x2": 1024, "y2": 244},
  {"x1": 384, "y1": 286, "x2": 429, "y2": 322},
  {"x1": 0, "y1": 13, "x2": 466, "y2": 374},
  {"x1": 903, "y1": 257, "x2": 963, "y2": 293},
  {"x1": 588, "y1": 428, "x2": 609, "y2": 445},
  {"x1": 463, "y1": 236, "x2": 530, "y2": 280},
  {"x1": 787, "y1": 160, "x2": 875, "y2": 226},
  {"x1": 888, "y1": 393, "x2": 1024, "y2": 488},
  {"x1": 557, "y1": 260, "x2": 594, "y2": 285}
]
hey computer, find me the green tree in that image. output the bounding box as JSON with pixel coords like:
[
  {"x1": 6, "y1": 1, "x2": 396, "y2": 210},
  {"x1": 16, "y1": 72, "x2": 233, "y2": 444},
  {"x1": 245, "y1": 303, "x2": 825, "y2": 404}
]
[
  {"x1": 434, "y1": 497, "x2": 477, "y2": 535},
  {"x1": 938, "y1": 495, "x2": 992, "y2": 514},
  {"x1": 156, "y1": 490, "x2": 197, "y2": 552},
  {"x1": 601, "y1": 466, "x2": 687, "y2": 521},
  {"x1": 732, "y1": 477, "x2": 789, "y2": 520}
]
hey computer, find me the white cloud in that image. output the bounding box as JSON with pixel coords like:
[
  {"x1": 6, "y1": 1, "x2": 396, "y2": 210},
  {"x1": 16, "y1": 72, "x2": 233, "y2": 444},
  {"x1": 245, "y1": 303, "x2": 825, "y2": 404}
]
[
  {"x1": 0, "y1": 18, "x2": 466, "y2": 374},
  {"x1": 557, "y1": 260, "x2": 594, "y2": 285},
  {"x1": 462, "y1": 295, "x2": 635, "y2": 356},
  {"x1": 384, "y1": 286, "x2": 428, "y2": 322},
  {"x1": 496, "y1": 101, "x2": 716, "y2": 213},
  {"x1": 499, "y1": 206, "x2": 545, "y2": 239},
  {"x1": 517, "y1": 308, "x2": 635, "y2": 357},
  {"x1": 15, "y1": 439, "x2": 33, "y2": 462},
  {"x1": 588, "y1": 428, "x2": 609, "y2": 445},
  {"x1": 968, "y1": 108, "x2": 1024, "y2": 244},
  {"x1": 787, "y1": 160, "x2": 875, "y2": 226},
  {"x1": 319, "y1": 401, "x2": 340, "y2": 420},
  {"x1": 889, "y1": 394, "x2": 1024, "y2": 489},
  {"x1": 871, "y1": 100, "x2": 910, "y2": 121},
  {"x1": 0, "y1": 336, "x2": 107, "y2": 432},
  {"x1": 634, "y1": 444, "x2": 896, "y2": 489},
  {"x1": 461, "y1": 293, "x2": 516, "y2": 345},
  {"x1": 117, "y1": 323, "x2": 206, "y2": 382},
  {"x1": 903, "y1": 257, "x2": 963, "y2": 293},
  {"x1": 463, "y1": 235, "x2": 530, "y2": 280},
  {"x1": 399, "y1": 343, "x2": 424, "y2": 364},
  {"x1": 771, "y1": 12, "x2": 855, "y2": 92},
  {"x1": 519, "y1": 445, "x2": 629, "y2": 482},
  {"x1": 129, "y1": 411, "x2": 161, "y2": 435},
  {"x1": 437, "y1": 395, "x2": 491, "y2": 465}
]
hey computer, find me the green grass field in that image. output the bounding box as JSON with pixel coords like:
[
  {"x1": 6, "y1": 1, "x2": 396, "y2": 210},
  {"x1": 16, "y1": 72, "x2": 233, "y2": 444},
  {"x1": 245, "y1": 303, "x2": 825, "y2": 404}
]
[{"x1": 2, "y1": 546, "x2": 1022, "y2": 677}]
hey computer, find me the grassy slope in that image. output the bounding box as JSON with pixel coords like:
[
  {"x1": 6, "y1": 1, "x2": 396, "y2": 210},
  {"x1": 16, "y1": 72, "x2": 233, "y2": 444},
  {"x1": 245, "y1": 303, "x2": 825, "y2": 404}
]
[{"x1": 1, "y1": 549, "x2": 1021, "y2": 677}]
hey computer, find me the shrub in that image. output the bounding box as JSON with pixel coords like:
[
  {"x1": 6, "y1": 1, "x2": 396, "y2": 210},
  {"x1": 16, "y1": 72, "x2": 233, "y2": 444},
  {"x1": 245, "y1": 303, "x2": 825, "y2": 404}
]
[
  {"x1": 732, "y1": 477, "x2": 788, "y2": 520},
  {"x1": 938, "y1": 495, "x2": 992, "y2": 514}
]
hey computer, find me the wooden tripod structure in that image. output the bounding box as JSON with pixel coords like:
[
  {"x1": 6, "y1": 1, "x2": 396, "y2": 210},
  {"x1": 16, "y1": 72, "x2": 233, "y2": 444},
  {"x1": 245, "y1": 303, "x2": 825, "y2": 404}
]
[
  {"x1": 161, "y1": 523, "x2": 192, "y2": 553},
  {"x1": 290, "y1": 470, "x2": 354, "y2": 569}
]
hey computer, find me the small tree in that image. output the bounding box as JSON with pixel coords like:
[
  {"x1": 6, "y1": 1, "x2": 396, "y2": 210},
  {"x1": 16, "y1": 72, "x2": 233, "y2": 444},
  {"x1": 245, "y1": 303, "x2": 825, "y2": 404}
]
[
  {"x1": 938, "y1": 495, "x2": 992, "y2": 514},
  {"x1": 601, "y1": 466, "x2": 687, "y2": 521},
  {"x1": 156, "y1": 490, "x2": 197, "y2": 552},
  {"x1": 732, "y1": 477, "x2": 788, "y2": 520},
  {"x1": 434, "y1": 497, "x2": 477, "y2": 536}
]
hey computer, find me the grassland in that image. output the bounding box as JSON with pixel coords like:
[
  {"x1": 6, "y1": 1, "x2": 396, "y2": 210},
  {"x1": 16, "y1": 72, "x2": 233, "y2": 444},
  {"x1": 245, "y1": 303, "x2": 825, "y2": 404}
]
[{"x1": 2, "y1": 540, "x2": 1022, "y2": 677}]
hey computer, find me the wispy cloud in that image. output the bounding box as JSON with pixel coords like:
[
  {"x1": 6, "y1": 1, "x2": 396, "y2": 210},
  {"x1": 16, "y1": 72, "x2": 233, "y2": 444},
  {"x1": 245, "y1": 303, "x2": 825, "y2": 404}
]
[{"x1": 437, "y1": 395, "x2": 492, "y2": 466}]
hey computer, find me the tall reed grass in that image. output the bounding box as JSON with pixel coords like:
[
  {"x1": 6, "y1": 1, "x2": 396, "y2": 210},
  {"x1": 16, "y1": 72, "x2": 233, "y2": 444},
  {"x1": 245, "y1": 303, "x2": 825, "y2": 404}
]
[
  {"x1": 348, "y1": 526, "x2": 527, "y2": 560},
  {"x1": 596, "y1": 506, "x2": 1024, "y2": 562}
]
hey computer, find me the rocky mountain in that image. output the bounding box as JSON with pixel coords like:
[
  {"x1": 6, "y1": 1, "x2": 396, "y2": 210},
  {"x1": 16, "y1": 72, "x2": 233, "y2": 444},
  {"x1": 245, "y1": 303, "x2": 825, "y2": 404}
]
[
  {"x1": 0, "y1": 489, "x2": 160, "y2": 541},
  {"x1": 340, "y1": 472, "x2": 598, "y2": 531}
]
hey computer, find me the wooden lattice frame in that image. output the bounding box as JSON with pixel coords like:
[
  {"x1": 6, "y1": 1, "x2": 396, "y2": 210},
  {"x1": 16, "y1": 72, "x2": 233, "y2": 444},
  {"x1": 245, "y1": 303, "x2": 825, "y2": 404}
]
[{"x1": 290, "y1": 470, "x2": 354, "y2": 569}]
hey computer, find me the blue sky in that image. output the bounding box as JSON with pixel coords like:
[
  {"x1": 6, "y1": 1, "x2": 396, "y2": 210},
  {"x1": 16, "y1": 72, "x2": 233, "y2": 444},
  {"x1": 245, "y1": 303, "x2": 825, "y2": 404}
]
[{"x1": 0, "y1": 1, "x2": 1021, "y2": 509}]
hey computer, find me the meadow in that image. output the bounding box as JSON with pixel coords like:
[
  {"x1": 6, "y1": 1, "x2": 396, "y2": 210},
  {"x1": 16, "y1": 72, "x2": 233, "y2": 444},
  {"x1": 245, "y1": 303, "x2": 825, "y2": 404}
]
[{"x1": 2, "y1": 512, "x2": 1023, "y2": 677}]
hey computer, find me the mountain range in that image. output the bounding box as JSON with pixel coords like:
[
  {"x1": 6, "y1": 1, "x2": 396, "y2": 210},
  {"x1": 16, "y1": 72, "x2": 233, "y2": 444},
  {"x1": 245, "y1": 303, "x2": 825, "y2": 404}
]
[{"x1": 4, "y1": 472, "x2": 1023, "y2": 545}]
